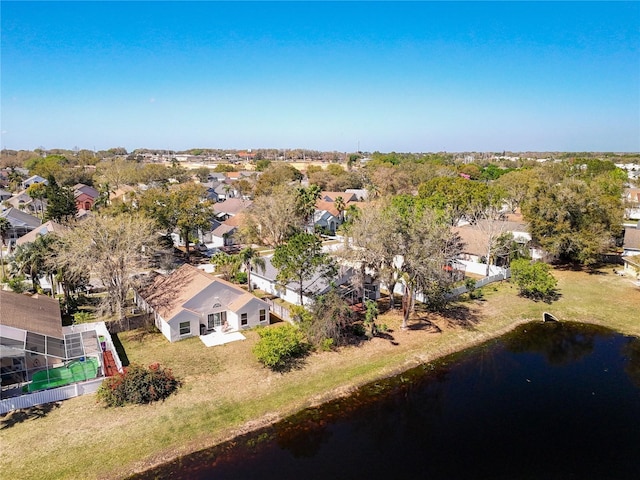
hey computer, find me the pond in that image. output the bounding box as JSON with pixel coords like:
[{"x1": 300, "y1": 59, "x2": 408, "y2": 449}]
[{"x1": 131, "y1": 322, "x2": 640, "y2": 479}]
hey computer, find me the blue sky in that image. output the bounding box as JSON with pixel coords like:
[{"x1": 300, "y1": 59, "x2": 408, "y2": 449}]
[{"x1": 1, "y1": 1, "x2": 639, "y2": 153}]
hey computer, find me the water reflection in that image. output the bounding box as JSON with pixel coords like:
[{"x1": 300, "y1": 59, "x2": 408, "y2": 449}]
[
  {"x1": 504, "y1": 321, "x2": 608, "y2": 365},
  {"x1": 130, "y1": 322, "x2": 640, "y2": 480},
  {"x1": 623, "y1": 337, "x2": 640, "y2": 387}
]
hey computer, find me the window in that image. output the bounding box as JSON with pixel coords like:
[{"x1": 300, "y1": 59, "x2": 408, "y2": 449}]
[
  {"x1": 179, "y1": 322, "x2": 191, "y2": 336},
  {"x1": 241, "y1": 313, "x2": 248, "y2": 326},
  {"x1": 207, "y1": 312, "x2": 227, "y2": 330},
  {"x1": 259, "y1": 309, "x2": 266, "y2": 323}
]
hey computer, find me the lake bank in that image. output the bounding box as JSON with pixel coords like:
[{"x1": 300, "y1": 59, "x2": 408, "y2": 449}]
[
  {"x1": 1, "y1": 267, "x2": 639, "y2": 479},
  {"x1": 130, "y1": 321, "x2": 640, "y2": 479}
]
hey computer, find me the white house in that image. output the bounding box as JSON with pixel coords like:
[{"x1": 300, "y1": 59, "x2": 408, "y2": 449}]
[
  {"x1": 134, "y1": 264, "x2": 270, "y2": 343},
  {"x1": 250, "y1": 255, "x2": 378, "y2": 306}
]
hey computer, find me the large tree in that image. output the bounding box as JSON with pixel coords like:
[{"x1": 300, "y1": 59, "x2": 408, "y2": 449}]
[
  {"x1": 57, "y1": 213, "x2": 159, "y2": 319},
  {"x1": 44, "y1": 175, "x2": 77, "y2": 223},
  {"x1": 237, "y1": 185, "x2": 303, "y2": 247},
  {"x1": 272, "y1": 232, "x2": 336, "y2": 305},
  {"x1": 139, "y1": 183, "x2": 214, "y2": 260},
  {"x1": 342, "y1": 200, "x2": 401, "y2": 309},
  {"x1": 395, "y1": 204, "x2": 464, "y2": 329},
  {"x1": 521, "y1": 172, "x2": 624, "y2": 265}
]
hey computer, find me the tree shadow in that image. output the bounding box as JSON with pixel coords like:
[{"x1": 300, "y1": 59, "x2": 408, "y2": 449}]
[
  {"x1": 439, "y1": 305, "x2": 481, "y2": 330},
  {"x1": 407, "y1": 319, "x2": 443, "y2": 334},
  {"x1": 0, "y1": 402, "x2": 61, "y2": 430},
  {"x1": 273, "y1": 354, "x2": 309, "y2": 373},
  {"x1": 375, "y1": 330, "x2": 399, "y2": 346}
]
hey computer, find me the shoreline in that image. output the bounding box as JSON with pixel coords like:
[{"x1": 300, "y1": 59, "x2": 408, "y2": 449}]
[
  {"x1": 122, "y1": 316, "x2": 538, "y2": 478},
  {"x1": 3, "y1": 269, "x2": 638, "y2": 480},
  {"x1": 125, "y1": 311, "x2": 640, "y2": 479}
]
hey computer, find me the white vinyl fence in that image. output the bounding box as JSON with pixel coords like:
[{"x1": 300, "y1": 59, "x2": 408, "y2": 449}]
[
  {"x1": 0, "y1": 378, "x2": 104, "y2": 414},
  {"x1": 392, "y1": 269, "x2": 511, "y2": 301},
  {"x1": 0, "y1": 321, "x2": 123, "y2": 414}
]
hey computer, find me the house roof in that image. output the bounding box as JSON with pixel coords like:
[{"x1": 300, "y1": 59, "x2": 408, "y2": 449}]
[
  {"x1": 215, "y1": 198, "x2": 253, "y2": 216},
  {"x1": 251, "y1": 255, "x2": 351, "y2": 297},
  {"x1": 16, "y1": 220, "x2": 68, "y2": 246},
  {"x1": 453, "y1": 220, "x2": 530, "y2": 257},
  {"x1": 623, "y1": 227, "x2": 640, "y2": 251},
  {"x1": 0, "y1": 207, "x2": 41, "y2": 229},
  {"x1": 0, "y1": 291, "x2": 63, "y2": 338},
  {"x1": 23, "y1": 175, "x2": 47, "y2": 186},
  {"x1": 321, "y1": 191, "x2": 357, "y2": 203},
  {"x1": 212, "y1": 223, "x2": 236, "y2": 237},
  {"x1": 109, "y1": 185, "x2": 136, "y2": 201},
  {"x1": 625, "y1": 188, "x2": 640, "y2": 203},
  {"x1": 73, "y1": 184, "x2": 100, "y2": 199},
  {"x1": 315, "y1": 200, "x2": 340, "y2": 217},
  {"x1": 137, "y1": 264, "x2": 264, "y2": 322}
]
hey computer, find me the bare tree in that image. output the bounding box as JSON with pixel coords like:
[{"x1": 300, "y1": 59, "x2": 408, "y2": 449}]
[
  {"x1": 239, "y1": 185, "x2": 304, "y2": 247},
  {"x1": 57, "y1": 213, "x2": 159, "y2": 319}
]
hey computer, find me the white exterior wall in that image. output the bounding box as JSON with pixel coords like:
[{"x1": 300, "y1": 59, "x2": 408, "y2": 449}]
[
  {"x1": 167, "y1": 311, "x2": 199, "y2": 342},
  {"x1": 234, "y1": 298, "x2": 270, "y2": 330},
  {"x1": 250, "y1": 274, "x2": 313, "y2": 306}
]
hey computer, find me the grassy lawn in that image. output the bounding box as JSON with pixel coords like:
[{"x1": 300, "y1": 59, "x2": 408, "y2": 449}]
[{"x1": 1, "y1": 266, "x2": 639, "y2": 480}]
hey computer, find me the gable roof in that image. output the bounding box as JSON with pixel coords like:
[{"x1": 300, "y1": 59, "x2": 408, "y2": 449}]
[
  {"x1": 321, "y1": 191, "x2": 357, "y2": 203},
  {"x1": 73, "y1": 183, "x2": 100, "y2": 199},
  {"x1": 16, "y1": 220, "x2": 68, "y2": 246},
  {"x1": 0, "y1": 291, "x2": 63, "y2": 338},
  {"x1": 0, "y1": 207, "x2": 41, "y2": 229},
  {"x1": 315, "y1": 200, "x2": 340, "y2": 217},
  {"x1": 215, "y1": 198, "x2": 253, "y2": 216},
  {"x1": 623, "y1": 227, "x2": 640, "y2": 252},
  {"x1": 138, "y1": 264, "x2": 264, "y2": 321}
]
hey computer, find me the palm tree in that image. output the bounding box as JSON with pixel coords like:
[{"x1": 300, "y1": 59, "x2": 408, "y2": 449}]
[
  {"x1": 296, "y1": 185, "x2": 321, "y2": 232},
  {"x1": 334, "y1": 196, "x2": 346, "y2": 223},
  {"x1": 239, "y1": 246, "x2": 266, "y2": 292},
  {"x1": 11, "y1": 238, "x2": 51, "y2": 291},
  {"x1": 209, "y1": 252, "x2": 241, "y2": 282},
  {"x1": 0, "y1": 217, "x2": 11, "y2": 279}
]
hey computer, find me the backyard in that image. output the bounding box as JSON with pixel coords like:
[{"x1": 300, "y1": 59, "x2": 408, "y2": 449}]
[{"x1": 1, "y1": 266, "x2": 639, "y2": 480}]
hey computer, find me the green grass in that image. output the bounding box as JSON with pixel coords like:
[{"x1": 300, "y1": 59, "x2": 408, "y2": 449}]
[{"x1": 1, "y1": 266, "x2": 638, "y2": 480}]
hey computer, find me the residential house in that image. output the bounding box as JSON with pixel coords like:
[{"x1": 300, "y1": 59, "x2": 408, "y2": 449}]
[
  {"x1": 0, "y1": 290, "x2": 121, "y2": 400},
  {"x1": 0, "y1": 208, "x2": 41, "y2": 246},
  {"x1": 134, "y1": 264, "x2": 270, "y2": 343},
  {"x1": 624, "y1": 188, "x2": 640, "y2": 220},
  {"x1": 345, "y1": 188, "x2": 368, "y2": 201},
  {"x1": 21, "y1": 175, "x2": 48, "y2": 189},
  {"x1": 73, "y1": 183, "x2": 100, "y2": 211},
  {"x1": 312, "y1": 191, "x2": 358, "y2": 234},
  {"x1": 622, "y1": 225, "x2": 640, "y2": 278},
  {"x1": 201, "y1": 214, "x2": 245, "y2": 249},
  {"x1": 250, "y1": 255, "x2": 379, "y2": 307},
  {"x1": 452, "y1": 213, "x2": 548, "y2": 276},
  {"x1": 214, "y1": 182, "x2": 237, "y2": 201},
  {"x1": 16, "y1": 220, "x2": 67, "y2": 247},
  {"x1": 0, "y1": 189, "x2": 12, "y2": 202},
  {"x1": 214, "y1": 198, "x2": 253, "y2": 222},
  {"x1": 5, "y1": 190, "x2": 46, "y2": 217},
  {"x1": 108, "y1": 185, "x2": 137, "y2": 205}
]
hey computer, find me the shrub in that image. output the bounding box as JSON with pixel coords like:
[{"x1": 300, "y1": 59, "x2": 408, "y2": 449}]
[
  {"x1": 320, "y1": 338, "x2": 334, "y2": 352},
  {"x1": 253, "y1": 325, "x2": 307, "y2": 371},
  {"x1": 72, "y1": 311, "x2": 93, "y2": 324},
  {"x1": 8, "y1": 275, "x2": 26, "y2": 293},
  {"x1": 510, "y1": 259, "x2": 558, "y2": 301},
  {"x1": 97, "y1": 363, "x2": 181, "y2": 407},
  {"x1": 235, "y1": 271, "x2": 248, "y2": 284}
]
